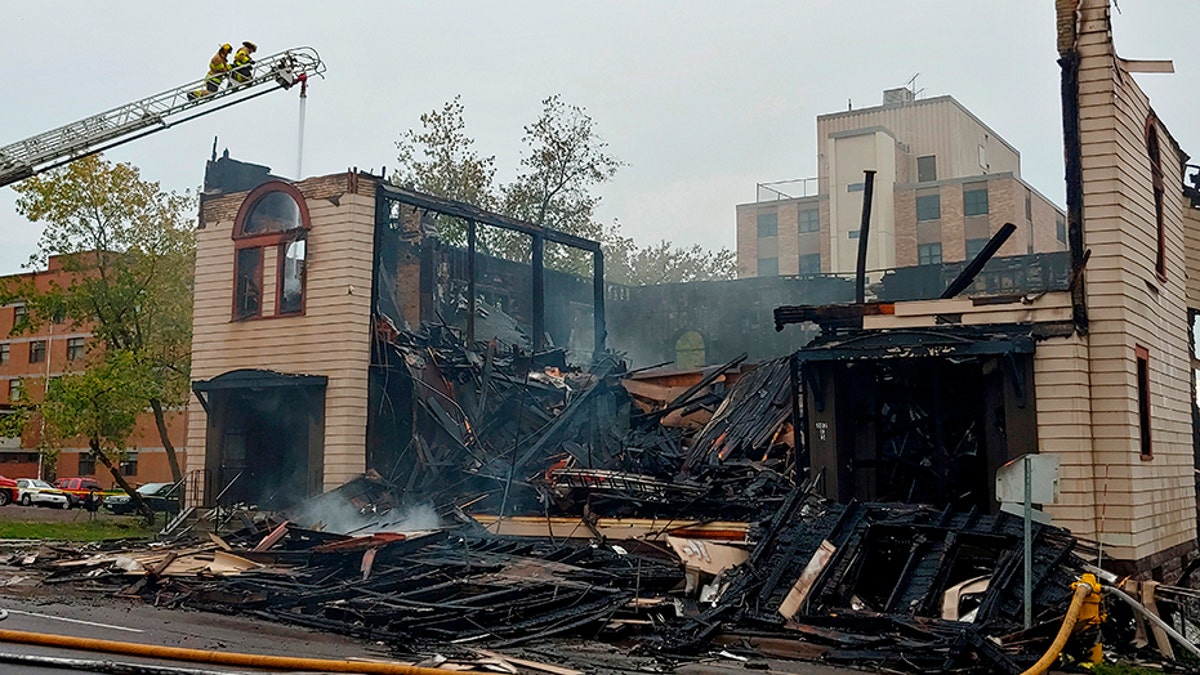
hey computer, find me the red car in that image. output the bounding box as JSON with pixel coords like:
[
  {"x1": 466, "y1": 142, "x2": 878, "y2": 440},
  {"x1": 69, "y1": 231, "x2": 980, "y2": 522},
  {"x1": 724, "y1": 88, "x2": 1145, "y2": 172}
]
[
  {"x1": 53, "y1": 477, "x2": 105, "y2": 508},
  {"x1": 0, "y1": 475, "x2": 19, "y2": 506}
]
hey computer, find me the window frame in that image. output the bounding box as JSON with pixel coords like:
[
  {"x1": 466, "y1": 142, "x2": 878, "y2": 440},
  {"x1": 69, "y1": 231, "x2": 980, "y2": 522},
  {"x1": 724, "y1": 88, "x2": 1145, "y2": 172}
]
[
  {"x1": 78, "y1": 452, "x2": 96, "y2": 476},
  {"x1": 231, "y1": 181, "x2": 312, "y2": 321},
  {"x1": 1136, "y1": 345, "x2": 1152, "y2": 460},
  {"x1": 798, "y1": 253, "x2": 821, "y2": 275},
  {"x1": 28, "y1": 340, "x2": 46, "y2": 364},
  {"x1": 797, "y1": 208, "x2": 819, "y2": 234},
  {"x1": 965, "y1": 238, "x2": 990, "y2": 260},
  {"x1": 917, "y1": 155, "x2": 937, "y2": 183},
  {"x1": 915, "y1": 194, "x2": 941, "y2": 221},
  {"x1": 66, "y1": 337, "x2": 85, "y2": 362},
  {"x1": 756, "y1": 210, "x2": 778, "y2": 238},
  {"x1": 963, "y1": 185, "x2": 989, "y2": 217},
  {"x1": 757, "y1": 256, "x2": 779, "y2": 277},
  {"x1": 918, "y1": 243, "x2": 943, "y2": 266},
  {"x1": 119, "y1": 451, "x2": 138, "y2": 477},
  {"x1": 0, "y1": 343, "x2": 8, "y2": 365}
]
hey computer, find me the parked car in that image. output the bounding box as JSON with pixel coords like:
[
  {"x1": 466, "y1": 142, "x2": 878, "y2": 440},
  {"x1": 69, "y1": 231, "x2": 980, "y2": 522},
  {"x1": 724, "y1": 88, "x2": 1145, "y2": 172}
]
[
  {"x1": 14, "y1": 479, "x2": 69, "y2": 508},
  {"x1": 0, "y1": 476, "x2": 18, "y2": 506},
  {"x1": 53, "y1": 477, "x2": 106, "y2": 508},
  {"x1": 103, "y1": 482, "x2": 181, "y2": 516}
]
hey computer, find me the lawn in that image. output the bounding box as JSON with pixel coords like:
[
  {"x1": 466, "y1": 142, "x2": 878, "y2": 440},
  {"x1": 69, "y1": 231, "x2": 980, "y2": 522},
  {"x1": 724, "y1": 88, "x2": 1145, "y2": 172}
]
[{"x1": 0, "y1": 519, "x2": 156, "y2": 541}]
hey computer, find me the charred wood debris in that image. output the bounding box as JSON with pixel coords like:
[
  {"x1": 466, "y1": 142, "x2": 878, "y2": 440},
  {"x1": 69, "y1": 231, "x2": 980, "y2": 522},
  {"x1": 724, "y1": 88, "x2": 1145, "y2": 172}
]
[{"x1": 24, "y1": 326, "x2": 1106, "y2": 674}]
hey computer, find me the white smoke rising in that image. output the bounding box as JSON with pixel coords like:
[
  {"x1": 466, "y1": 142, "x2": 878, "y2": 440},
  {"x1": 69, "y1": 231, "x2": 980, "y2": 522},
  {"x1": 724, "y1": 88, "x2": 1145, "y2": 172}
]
[{"x1": 289, "y1": 497, "x2": 441, "y2": 535}]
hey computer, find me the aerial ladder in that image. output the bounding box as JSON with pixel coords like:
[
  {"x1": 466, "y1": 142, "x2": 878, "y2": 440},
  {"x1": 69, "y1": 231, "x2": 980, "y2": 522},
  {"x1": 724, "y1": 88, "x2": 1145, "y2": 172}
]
[{"x1": 0, "y1": 47, "x2": 326, "y2": 188}]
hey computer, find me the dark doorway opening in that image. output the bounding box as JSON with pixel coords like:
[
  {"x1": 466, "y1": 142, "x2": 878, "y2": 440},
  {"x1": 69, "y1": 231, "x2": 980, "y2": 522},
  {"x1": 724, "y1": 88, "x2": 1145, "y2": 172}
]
[
  {"x1": 194, "y1": 370, "x2": 326, "y2": 509},
  {"x1": 801, "y1": 329, "x2": 1036, "y2": 512}
]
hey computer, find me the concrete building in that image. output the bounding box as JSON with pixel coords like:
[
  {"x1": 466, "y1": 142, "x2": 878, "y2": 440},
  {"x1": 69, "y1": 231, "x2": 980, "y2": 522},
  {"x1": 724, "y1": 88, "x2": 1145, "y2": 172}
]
[
  {"x1": 0, "y1": 257, "x2": 185, "y2": 486},
  {"x1": 737, "y1": 89, "x2": 1067, "y2": 278}
]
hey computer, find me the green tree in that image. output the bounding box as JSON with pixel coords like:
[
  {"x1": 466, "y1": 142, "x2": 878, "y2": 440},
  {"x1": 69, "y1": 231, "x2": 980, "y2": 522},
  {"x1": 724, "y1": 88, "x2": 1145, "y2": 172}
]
[
  {"x1": 603, "y1": 230, "x2": 737, "y2": 286},
  {"x1": 394, "y1": 96, "x2": 499, "y2": 248},
  {"x1": 5, "y1": 155, "x2": 195, "y2": 487}
]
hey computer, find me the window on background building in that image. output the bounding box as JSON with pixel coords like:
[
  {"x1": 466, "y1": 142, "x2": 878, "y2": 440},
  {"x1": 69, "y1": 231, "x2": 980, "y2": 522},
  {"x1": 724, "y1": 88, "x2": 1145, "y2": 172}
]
[
  {"x1": 916, "y1": 194, "x2": 941, "y2": 221},
  {"x1": 119, "y1": 452, "x2": 138, "y2": 476},
  {"x1": 798, "y1": 209, "x2": 819, "y2": 233},
  {"x1": 12, "y1": 305, "x2": 27, "y2": 327},
  {"x1": 756, "y1": 211, "x2": 778, "y2": 238},
  {"x1": 848, "y1": 230, "x2": 860, "y2": 239},
  {"x1": 1056, "y1": 215, "x2": 1067, "y2": 244},
  {"x1": 918, "y1": 243, "x2": 943, "y2": 266},
  {"x1": 0, "y1": 343, "x2": 8, "y2": 365},
  {"x1": 799, "y1": 253, "x2": 821, "y2": 275},
  {"x1": 1025, "y1": 190, "x2": 1033, "y2": 221},
  {"x1": 757, "y1": 257, "x2": 779, "y2": 276},
  {"x1": 8, "y1": 379, "x2": 20, "y2": 402},
  {"x1": 965, "y1": 238, "x2": 989, "y2": 260},
  {"x1": 66, "y1": 337, "x2": 85, "y2": 362},
  {"x1": 233, "y1": 182, "x2": 311, "y2": 321},
  {"x1": 917, "y1": 155, "x2": 937, "y2": 182},
  {"x1": 1146, "y1": 116, "x2": 1166, "y2": 278},
  {"x1": 1136, "y1": 346, "x2": 1152, "y2": 459},
  {"x1": 28, "y1": 340, "x2": 45, "y2": 364},
  {"x1": 963, "y1": 185, "x2": 989, "y2": 216},
  {"x1": 78, "y1": 452, "x2": 96, "y2": 475},
  {"x1": 674, "y1": 331, "x2": 706, "y2": 369},
  {"x1": 847, "y1": 182, "x2": 865, "y2": 192}
]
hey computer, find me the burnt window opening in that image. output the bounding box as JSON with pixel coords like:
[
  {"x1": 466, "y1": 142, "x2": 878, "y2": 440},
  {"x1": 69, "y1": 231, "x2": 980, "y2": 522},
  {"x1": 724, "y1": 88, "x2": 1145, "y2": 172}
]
[
  {"x1": 234, "y1": 248, "x2": 263, "y2": 320},
  {"x1": 278, "y1": 237, "x2": 307, "y2": 315},
  {"x1": 1146, "y1": 116, "x2": 1166, "y2": 279},
  {"x1": 1137, "y1": 346, "x2": 1152, "y2": 459},
  {"x1": 232, "y1": 182, "x2": 311, "y2": 320}
]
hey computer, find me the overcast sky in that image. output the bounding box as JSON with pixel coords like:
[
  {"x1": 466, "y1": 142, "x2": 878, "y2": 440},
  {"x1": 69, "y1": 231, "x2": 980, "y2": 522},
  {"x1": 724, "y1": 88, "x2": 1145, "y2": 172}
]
[{"x1": 2, "y1": 1, "x2": 1197, "y2": 275}]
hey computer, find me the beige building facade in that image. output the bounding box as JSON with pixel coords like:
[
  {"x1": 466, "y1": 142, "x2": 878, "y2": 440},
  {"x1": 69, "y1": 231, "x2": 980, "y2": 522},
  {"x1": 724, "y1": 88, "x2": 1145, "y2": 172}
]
[{"x1": 737, "y1": 90, "x2": 1067, "y2": 279}]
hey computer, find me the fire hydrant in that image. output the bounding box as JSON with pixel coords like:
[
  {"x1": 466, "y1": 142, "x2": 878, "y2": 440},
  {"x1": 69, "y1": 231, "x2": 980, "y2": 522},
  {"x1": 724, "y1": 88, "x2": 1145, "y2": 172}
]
[{"x1": 1073, "y1": 572, "x2": 1104, "y2": 665}]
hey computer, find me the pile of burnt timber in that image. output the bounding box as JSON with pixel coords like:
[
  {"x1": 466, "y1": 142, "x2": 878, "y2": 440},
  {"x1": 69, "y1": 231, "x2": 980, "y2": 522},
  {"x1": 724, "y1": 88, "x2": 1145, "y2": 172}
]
[{"x1": 652, "y1": 479, "x2": 1093, "y2": 674}]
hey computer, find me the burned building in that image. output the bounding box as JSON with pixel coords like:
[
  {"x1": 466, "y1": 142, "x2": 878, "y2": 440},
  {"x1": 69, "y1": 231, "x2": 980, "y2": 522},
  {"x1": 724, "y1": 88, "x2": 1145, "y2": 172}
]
[
  {"x1": 772, "y1": 0, "x2": 1200, "y2": 575},
  {"x1": 187, "y1": 162, "x2": 605, "y2": 508}
]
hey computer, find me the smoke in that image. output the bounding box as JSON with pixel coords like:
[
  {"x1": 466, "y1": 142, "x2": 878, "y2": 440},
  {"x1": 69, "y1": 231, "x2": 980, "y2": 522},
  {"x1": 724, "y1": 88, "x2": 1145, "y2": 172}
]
[{"x1": 289, "y1": 497, "x2": 441, "y2": 535}]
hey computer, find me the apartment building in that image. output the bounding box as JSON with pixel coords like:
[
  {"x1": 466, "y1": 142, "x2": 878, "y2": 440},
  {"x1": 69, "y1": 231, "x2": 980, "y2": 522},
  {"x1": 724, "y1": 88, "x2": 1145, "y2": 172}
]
[
  {"x1": 0, "y1": 256, "x2": 185, "y2": 486},
  {"x1": 737, "y1": 89, "x2": 1067, "y2": 278}
]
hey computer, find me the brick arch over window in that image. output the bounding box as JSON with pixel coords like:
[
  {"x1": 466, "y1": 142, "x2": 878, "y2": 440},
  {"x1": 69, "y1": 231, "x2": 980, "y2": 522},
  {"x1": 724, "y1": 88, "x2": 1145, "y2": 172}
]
[
  {"x1": 232, "y1": 181, "x2": 311, "y2": 320},
  {"x1": 1145, "y1": 114, "x2": 1166, "y2": 280}
]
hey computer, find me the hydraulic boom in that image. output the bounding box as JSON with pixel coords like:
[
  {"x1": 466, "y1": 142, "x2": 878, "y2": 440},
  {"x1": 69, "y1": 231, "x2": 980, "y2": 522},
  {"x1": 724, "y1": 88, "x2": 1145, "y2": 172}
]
[{"x1": 0, "y1": 47, "x2": 325, "y2": 188}]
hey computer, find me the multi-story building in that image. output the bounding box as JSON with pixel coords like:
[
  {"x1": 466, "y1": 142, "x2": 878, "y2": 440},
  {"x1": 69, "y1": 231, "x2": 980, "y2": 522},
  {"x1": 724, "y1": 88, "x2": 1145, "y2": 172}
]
[
  {"x1": 737, "y1": 88, "x2": 1067, "y2": 278},
  {"x1": 0, "y1": 255, "x2": 185, "y2": 486}
]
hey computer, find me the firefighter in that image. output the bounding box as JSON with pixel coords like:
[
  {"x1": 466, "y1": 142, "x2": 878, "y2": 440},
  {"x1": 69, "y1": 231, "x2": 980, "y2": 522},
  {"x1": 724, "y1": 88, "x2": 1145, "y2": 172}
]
[
  {"x1": 189, "y1": 44, "x2": 233, "y2": 99},
  {"x1": 231, "y1": 41, "x2": 257, "y2": 84}
]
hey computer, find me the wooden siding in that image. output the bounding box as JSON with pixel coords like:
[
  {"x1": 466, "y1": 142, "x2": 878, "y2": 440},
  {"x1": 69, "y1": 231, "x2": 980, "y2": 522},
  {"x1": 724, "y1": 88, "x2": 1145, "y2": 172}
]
[
  {"x1": 1068, "y1": 0, "x2": 1197, "y2": 562},
  {"x1": 187, "y1": 175, "x2": 377, "y2": 495}
]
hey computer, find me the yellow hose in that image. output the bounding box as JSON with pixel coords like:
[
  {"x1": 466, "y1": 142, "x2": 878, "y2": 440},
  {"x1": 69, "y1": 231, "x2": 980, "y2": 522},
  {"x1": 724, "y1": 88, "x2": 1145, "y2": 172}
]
[
  {"x1": 1018, "y1": 580, "x2": 1094, "y2": 675},
  {"x1": 0, "y1": 627, "x2": 457, "y2": 674}
]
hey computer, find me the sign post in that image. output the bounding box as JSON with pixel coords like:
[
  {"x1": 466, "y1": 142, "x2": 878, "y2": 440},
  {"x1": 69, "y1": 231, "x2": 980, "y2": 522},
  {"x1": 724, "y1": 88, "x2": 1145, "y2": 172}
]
[{"x1": 996, "y1": 453, "x2": 1060, "y2": 629}]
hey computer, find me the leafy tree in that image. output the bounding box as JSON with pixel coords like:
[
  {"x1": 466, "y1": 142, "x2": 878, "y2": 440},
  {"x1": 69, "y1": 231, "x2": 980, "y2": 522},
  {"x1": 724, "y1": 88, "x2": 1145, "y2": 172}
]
[
  {"x1": 395, "y1": 96, "x2": 731, "y2": 284},
  {"x1": 394, "y1": 96, "x2": 499, "y2": 248},
  {"x1": 5, "y1": 155, "x2": 195, "y2": 487}
]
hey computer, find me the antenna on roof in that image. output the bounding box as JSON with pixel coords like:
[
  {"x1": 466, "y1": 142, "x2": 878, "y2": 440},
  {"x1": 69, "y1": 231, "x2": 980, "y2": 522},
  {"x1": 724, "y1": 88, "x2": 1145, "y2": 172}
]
[{"x1": 905, "y1": 73, "x2": 926, "y2": 99}]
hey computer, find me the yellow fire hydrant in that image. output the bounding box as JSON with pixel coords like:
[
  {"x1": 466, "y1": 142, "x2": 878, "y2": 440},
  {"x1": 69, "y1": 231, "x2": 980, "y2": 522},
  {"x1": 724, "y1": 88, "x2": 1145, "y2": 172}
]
[{"x1": 1019, "y1": 573, "x2": 1105, "y2": 675}]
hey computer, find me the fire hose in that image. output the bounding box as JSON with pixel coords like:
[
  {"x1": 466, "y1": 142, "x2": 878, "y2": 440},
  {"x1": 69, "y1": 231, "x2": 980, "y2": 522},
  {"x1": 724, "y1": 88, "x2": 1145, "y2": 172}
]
[
  {"x1": 0, "y1": 609, "x2": 459, "y2": 675},
  {"x1": 1018, "y1": 574, "x2": 1100, "y2": 675}
]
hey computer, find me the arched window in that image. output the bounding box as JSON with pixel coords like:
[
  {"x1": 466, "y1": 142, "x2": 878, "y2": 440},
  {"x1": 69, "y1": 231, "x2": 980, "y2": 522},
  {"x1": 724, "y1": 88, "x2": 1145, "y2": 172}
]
[
  {"x1": 675, "y1": 330, "x2": 706, "y2": 369},
  {"x1": 1146, "y1": 115, "x2": 1166, "y2": 279},
  {"x1": 232, "y1": 182, "x2": 310, "y2": 320}
]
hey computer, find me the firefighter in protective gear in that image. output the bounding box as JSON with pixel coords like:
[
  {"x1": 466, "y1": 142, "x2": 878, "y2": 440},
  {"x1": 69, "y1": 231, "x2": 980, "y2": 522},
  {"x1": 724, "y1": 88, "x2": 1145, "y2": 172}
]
[
  {"x1": 231, "y1": 41, "x2": 257, "y2": 84},
  {"x1": 190, "y1": 44, "x2": 233, "y2": 99}
]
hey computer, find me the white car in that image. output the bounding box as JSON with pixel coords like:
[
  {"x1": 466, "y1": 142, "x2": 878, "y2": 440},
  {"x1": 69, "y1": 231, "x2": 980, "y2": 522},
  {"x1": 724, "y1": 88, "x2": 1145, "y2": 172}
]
[{"x1": 14, "y1": 479, "x2": 69, "y2": 509}]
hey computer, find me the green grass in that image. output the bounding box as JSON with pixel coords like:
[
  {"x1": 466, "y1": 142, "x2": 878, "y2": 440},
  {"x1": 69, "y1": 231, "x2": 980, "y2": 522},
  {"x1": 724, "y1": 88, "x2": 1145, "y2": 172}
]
[
  {"x1": 1092, "y1": 663, "x2": 1167, "y2": 675},
  {"x1": 0, "y1": 519, "x2": 156, "y2": 541}
]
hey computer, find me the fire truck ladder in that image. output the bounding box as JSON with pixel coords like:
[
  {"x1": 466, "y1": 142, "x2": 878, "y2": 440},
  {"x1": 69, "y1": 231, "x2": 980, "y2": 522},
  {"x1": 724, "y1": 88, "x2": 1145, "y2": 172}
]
[{"x1": 0, "y1": 46, "x2": 326, "y2": 188}]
